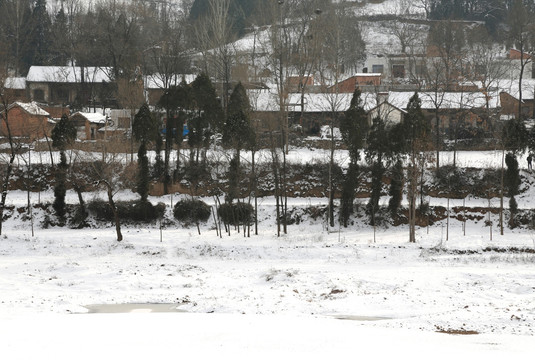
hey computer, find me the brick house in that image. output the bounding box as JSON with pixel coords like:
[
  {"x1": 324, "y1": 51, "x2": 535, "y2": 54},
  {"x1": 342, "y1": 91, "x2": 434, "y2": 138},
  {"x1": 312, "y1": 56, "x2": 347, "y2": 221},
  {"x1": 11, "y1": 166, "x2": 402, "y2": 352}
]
[
  {"x1": 1, "y1": 102, "x2": 52, "y2": 140},
  {"x1": 70, "y1": 112, "x2": 106, "y2": 140},
  {"x1": 499, "y1": 91, "x2": 534, "y2": 120},
  {"x1": 329, "y1": 74, "x2": 382, "y2": 93},
  {"x1": 3, "y1": 77, "x2": 28, "y2": 102}
]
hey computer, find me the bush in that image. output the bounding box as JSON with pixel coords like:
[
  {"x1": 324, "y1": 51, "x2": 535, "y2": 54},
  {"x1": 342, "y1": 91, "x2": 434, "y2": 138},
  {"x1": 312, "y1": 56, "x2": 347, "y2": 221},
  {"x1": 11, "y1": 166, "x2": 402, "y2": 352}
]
[
  {"x1": 173, "y1": 198, "x2": 212, "y2": 223},
  {"x1": 87, "y1": 199, "x2": 114, "y2": 221},
  {"x1": 218, "y1": 202, "x2": 253, "y2": 226},
  {"x1": 124, "y1": 201, "x2": 165, "y2": 222},
  {"x1": 88, "y1": 199, "x2": 165, "y2": 222}
]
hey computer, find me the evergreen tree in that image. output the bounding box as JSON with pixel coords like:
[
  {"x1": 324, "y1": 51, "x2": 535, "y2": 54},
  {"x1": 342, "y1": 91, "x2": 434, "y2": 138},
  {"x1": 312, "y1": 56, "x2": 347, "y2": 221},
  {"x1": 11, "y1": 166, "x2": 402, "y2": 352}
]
[
  {"x1": 365, "y1": 117, "x2": 391, "y2": 225},
  {"x1": 189, "y1": 73, "x2": 223, "y2": 165},
  {"x1": 402, "y1": 93, "x2": 430, "y2": 243},
  {"x1": 51, "y1": 114, "x2": 76, "y2": 219},
  {"x1": 21, "y1": 0, "x2": 52, "y2": 71},
  {"x1": 137, "y1": 142, "x2": 150, "y2": 202},
  {"x1": 388, "y1": 159, "x2": 404, "y2": 219},
  {"x1": 133, "y1": 104, "x2": 159, "y2": 202},
  {"x1": 339, "y1": 88, "x2": 368, "y2": 227},
  {"x1": 505, "y1": 153, "x2": 521, "y2": 228},
  {"x1": 158, "y1": 80, "x2": 192, "y2": 178},
  {"x1": 223, "y1": 82, "x2": 255, "y2": 203},
  {"x1": 50, "y1": 5, "x2": 70, "y2": 65}
]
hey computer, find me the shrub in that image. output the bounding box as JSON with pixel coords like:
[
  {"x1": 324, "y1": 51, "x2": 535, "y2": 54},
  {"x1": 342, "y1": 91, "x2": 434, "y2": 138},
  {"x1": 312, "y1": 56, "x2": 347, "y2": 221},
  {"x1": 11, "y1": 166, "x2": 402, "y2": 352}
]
[
  {"x1": 173, "y1": 198, "x2": 211, "y2": 223},
  {"x1": 218, "y1": 202, "x2": 253, "y2": 226},
  {"x1": 88, "y1": 199, "x2": 165, "y2": 222},
  {"x1": 87, "y1": 199, "x2": 114, "y2": 221},
  {"x1": 124, "y1": 201, "x2": 165, "y2": 222}
]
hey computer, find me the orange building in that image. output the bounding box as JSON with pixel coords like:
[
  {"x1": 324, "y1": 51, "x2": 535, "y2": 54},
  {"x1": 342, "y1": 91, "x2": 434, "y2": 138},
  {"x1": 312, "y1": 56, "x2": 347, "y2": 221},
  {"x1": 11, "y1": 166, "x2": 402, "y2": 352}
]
[
  {"x1": 329, "y1": 73, "x2": 382, "y2": 93},
  {"x1": 1, "y1": 102, "x2": 52, "y2": 140}
]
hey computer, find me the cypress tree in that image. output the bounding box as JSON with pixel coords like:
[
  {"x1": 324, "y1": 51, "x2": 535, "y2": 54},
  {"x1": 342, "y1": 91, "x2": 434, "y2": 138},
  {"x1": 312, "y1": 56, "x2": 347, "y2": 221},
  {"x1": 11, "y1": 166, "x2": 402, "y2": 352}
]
[
  {"x1": 133, "y1": 104, "x2": 159, "y2": 202},
  {"x1": 402, "y1": 93, "x2": 430, "y2": 243},
  {"x1": 223, "y1": 82, "x2": 255, "y2": 204},
  {"x1": 339, "y1": 88, "x2": 368, "y2": 227},
  {"x1": 51, "y1": 114, "x2": 76, "y2": 220},
  {"x1": 365, "y1": 117, "x2": 391, "y2": 225},
  {"x1": 388, "y1": 159, "x2": 404, "y2": 219},
  {"x1": 189, "y1": 73, "x2": 223, "y2": 165}
]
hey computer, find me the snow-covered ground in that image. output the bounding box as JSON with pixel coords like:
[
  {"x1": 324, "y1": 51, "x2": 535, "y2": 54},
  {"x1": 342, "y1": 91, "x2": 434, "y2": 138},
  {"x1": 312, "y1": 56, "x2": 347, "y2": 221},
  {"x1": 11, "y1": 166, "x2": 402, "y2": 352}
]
[{"x1": 1, "y1": 183, "x2": 535, "y2": 357}]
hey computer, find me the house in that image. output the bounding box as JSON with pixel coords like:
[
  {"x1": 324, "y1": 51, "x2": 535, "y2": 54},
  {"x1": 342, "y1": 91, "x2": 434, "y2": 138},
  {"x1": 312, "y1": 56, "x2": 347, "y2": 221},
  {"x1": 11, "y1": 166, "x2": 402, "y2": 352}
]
[
  {"x1": 3, "y1": 77, "x2": 28, "y2": 102},
  {"x1": 0, "y1": 102, "x2": 52, "y2": 140},
  {"x1": 26, "y1": 66, "x2": 114, "y2": 106},
  {"x1": 249, "y1": 89, "x2": 378, "y2": 136},
  {"x1": 287, "y1": 76, "x2": 315, "y2": 91},
  {"x1": 330, "y1": 74, "x2": 382, "y2": 93},
  {"x1": 497, "y1": 79, "x2": 535, "y2": 119},
  {"x1": 387, "y1": 91, "x2": 497, "y2": 134},
  {"x1": 504, "y1": 49, "x2": 534, "y2": 80},
  {"x1": 42, "y1": 105, "x2": 70, "y2": 121},
  {"x1": 367, "y1": 100, "x2": 406, "y2": 127},
  {"x1": 70, "y1": 112, "x2": 107, "y2": 140},
  {"x1": 144, "y1": 74, "x2": 196, "y2": 106},
  {"x1": 364, "y1": 54, "x2": 426, "y2": 85}
]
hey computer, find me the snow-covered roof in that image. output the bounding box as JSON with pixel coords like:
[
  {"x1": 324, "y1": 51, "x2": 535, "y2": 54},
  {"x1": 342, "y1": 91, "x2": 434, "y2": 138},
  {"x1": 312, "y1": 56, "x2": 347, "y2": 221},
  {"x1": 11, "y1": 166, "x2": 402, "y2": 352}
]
[
  {"x1": 144, "y1": 74, "x2": 196, "y2": 89},
  {"x1": 249, "y1": 89, "x2": 500, "y2": 113},
  {"x1": 8, "y1": 102, "x2": 49, "y2": 116},
  {"x1": 26, "y1": 66, "x2": 112, "y2": 83},
  {"x1": 388, "y1": 91, "x2": 499, "y2": 110},
  {"x1": 248, "y1": 90, "x2": 378, "y2": 113},
  {"x1": 354, "y1": 73, "x2": 382, "y2": 77},
  {"x1": 72, "y1": 112, "x2": 107, "y2": 124},
  {"x1": 494, "y1": 79, "x2": 535, "y2": 101},
  {"x1": 4, "y1": 77, "x2": 26, "y2": 90}
]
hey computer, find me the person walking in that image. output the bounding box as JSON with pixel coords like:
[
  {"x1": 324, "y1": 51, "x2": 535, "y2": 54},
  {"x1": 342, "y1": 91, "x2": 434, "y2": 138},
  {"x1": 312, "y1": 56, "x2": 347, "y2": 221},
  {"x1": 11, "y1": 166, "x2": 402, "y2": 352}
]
[{"x1": 527, "y1": 154, "x2": 532, "y2": 170}]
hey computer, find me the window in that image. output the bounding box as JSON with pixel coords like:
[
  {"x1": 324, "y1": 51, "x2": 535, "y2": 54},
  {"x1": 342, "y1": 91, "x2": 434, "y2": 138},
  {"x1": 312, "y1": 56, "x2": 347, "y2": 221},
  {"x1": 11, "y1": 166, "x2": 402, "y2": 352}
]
[
  {"x1": 372, "y1": 64, "x2": 384, "y2": 74},
  {"x1": 55, "y1": 89, "x2": 69, "y2": 102},
  {"x1": 118, "y1": 117, "x2": 130, "y2": 128},
  {"x1": 392, "y1": 64, "x2": 405, "y2": 78},
  {"x1": 33, "y1": 89, "x2": 45, "y2": 102}
]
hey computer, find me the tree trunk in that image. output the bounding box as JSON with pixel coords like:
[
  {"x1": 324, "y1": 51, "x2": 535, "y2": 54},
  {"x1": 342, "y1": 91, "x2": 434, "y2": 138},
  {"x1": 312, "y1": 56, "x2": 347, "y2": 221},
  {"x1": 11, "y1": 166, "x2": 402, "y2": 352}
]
[
  {"x1": 106, "y1": 183, "x2": 122, "y2": 242},
  {"x1": 252, "y1": 149, "x2": 258, "y2": 235},
  {"x1": 0, "y1": 112, "x2": 17, "y2": 236}
]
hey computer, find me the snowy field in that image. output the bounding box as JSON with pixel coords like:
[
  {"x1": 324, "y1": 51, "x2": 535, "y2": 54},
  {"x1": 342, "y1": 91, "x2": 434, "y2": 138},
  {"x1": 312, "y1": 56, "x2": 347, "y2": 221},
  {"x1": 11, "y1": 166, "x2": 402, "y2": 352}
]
[{"x1": 1, "y1": 186, "x2": 535, "y2": 357}]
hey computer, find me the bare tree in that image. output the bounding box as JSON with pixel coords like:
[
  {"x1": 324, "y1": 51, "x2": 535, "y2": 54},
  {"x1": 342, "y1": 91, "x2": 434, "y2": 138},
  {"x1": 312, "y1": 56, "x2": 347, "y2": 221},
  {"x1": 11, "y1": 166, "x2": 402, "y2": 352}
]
[
  {"x1": 507, "y1": 0, "x2": 535, "y2": 120},
  {"x1": 90, "y1": 151, "x2": 126, "y2": 242},
  {"x1": 314, "y1": 6, "x2": 365, "y2": 228},
  {"x1": 116, "y1": 77, "x2": 144, "y2": 162},
  {"x1": 193, "y1": 0, "x2": 236, "y2": 113},
  {"x1": 424, "y1": 20, "x2": 466, "y2": 171},
  {"x1": 0, "y1": 72, "x2": 19, "y2": 235},
  {"x1": 0, "y1": 0, "x2": 30, "y2": 76}
]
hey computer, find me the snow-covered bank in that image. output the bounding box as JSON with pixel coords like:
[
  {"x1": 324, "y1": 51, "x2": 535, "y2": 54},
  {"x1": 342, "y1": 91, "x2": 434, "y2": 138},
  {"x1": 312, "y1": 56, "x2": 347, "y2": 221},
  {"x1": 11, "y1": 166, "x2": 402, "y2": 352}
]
[
  {"x1": 2, "y1": 313, "x2": 533, "y2": 359},
  {"x1": 1, "y1": 202, "x2": 535, "y2": 358}
]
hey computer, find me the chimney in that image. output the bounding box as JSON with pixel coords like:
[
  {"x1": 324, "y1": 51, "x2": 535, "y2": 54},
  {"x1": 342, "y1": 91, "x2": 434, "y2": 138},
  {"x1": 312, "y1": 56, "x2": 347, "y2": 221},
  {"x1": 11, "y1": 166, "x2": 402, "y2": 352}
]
[{"x1": 377, "y1": 92, "x2": 388, "y2": 104}]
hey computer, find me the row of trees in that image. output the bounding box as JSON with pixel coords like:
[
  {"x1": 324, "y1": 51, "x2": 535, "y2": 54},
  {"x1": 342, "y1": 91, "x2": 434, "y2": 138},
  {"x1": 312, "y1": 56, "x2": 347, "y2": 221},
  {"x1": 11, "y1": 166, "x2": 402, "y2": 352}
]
[
  {"x1": 0, "y1": 0, "x2": 192, "y2": 78},
  {"x1": 340, "y1": 89, "x2": 431, "y2": 243}
]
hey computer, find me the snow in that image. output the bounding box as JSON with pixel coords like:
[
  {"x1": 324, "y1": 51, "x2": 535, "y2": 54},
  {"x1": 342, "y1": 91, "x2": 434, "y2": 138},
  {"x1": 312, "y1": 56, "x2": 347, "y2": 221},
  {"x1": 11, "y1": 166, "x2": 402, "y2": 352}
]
[
  {"x1": 251, "y1": 90, "x2": 500, "y2": 113},
  {"x1": 3, "y1": 77, "x2": 26, "y2": 90},
  {"x1": 1, "y1": 204, "x2": 534, "y2": 357},
  {"x1": 72, "y1": 111, "x2": 107, "y2": 124},
  {"x1": 9, "y1": 101, "x2": 50, "y2": 116},
  {"x1": 347, "y1": 0, "x2": 427, "y2": 18},
  {"x1": 26, "y1": 66, "x2": 112, "y2": 84},
  {"x1": 143, "y1": 74, "x2": 197, "y2": 89},
  {"x1": 1, "y1": 145, "x2": 535, "y2": 357}
]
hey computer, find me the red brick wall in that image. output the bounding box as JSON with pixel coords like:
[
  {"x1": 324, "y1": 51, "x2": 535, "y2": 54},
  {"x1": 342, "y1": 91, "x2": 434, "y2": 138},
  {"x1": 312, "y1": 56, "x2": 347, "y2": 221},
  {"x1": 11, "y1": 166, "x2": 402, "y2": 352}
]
[{"x1": 0, "y1": 106, "x2": 51, "y2": 139}]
